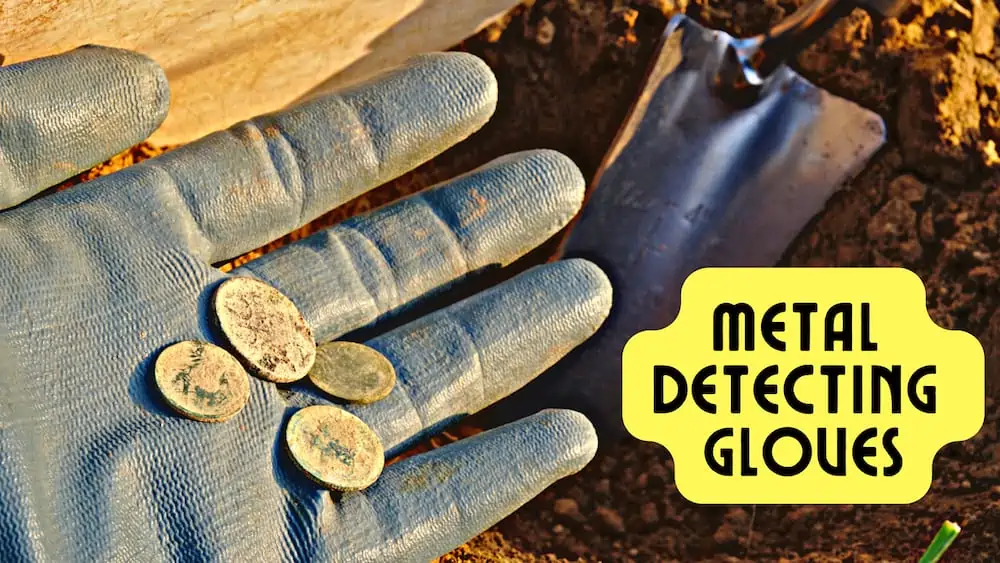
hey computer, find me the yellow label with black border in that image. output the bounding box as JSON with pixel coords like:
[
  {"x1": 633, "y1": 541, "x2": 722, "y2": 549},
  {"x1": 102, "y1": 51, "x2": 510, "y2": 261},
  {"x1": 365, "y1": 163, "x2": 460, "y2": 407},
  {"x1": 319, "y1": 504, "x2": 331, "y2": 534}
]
[{"x1": 622, "y1": 268, "x2": 985, "y2": 504}]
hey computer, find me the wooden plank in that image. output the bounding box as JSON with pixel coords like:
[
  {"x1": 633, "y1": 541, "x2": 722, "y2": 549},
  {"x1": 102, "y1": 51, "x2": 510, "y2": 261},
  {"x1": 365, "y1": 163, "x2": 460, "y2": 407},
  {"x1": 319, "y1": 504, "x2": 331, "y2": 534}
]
[{"x1": 2, "y1": 0, "x2": 518, "y2": 144}]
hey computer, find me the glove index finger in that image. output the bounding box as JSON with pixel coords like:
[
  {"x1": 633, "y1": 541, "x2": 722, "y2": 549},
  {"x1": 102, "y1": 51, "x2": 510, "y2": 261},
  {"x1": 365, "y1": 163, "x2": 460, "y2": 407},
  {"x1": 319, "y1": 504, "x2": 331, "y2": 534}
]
[{"x1": 0, "y1": 46, "x2": 170, "y2": 210}]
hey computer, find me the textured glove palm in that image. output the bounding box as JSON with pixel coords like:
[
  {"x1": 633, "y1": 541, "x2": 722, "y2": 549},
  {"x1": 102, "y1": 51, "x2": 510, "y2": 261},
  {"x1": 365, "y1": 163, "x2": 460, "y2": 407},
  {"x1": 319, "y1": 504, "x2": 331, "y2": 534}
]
[{"x1": 0, "y1": 47, "x2": 610, "y2": 561}]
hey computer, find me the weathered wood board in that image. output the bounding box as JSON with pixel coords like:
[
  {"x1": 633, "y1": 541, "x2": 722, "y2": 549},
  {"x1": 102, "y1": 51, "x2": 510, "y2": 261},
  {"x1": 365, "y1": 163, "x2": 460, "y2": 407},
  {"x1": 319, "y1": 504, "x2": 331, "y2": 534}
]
[{"x1": 2, "y1": 0, "x2": 519, "y2": 144}]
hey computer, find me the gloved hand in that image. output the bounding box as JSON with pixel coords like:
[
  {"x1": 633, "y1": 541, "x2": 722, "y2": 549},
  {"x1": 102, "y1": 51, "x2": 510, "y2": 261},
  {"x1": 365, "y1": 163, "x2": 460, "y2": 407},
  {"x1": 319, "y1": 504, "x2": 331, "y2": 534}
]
[{"x1": 0, "y1": 46, "x2": 611, "y2": 561}]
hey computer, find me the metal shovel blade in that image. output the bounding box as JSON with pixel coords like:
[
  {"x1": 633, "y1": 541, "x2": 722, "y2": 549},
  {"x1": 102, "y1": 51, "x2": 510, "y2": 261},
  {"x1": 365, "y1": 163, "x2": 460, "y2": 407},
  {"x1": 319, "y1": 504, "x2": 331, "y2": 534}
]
[{"x1": 496, "y1": 14, "x2": 886, "y2": 439}]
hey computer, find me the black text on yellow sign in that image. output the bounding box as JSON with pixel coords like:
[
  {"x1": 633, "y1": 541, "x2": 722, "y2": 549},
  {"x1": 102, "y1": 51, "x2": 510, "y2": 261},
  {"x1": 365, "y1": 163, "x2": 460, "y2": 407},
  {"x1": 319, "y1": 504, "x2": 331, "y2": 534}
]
[{"x1": 622, "y1": 268, "x2": 985, "y2": 504}]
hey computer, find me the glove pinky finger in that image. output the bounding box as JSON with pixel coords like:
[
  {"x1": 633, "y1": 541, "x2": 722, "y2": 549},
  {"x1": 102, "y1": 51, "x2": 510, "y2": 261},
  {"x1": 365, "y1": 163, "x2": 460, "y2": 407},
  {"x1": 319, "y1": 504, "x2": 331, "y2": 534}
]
[{"x1": 327, "y1": 409, "x2": 597, "y2": 562}]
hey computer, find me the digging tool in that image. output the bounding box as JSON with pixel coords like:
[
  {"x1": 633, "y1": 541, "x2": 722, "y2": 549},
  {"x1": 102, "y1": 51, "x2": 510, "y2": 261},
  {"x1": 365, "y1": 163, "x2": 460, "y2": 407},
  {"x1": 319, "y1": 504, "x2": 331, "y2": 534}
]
[{"x1": 495, "y1": 0, "x2": 906, "y2": 440}]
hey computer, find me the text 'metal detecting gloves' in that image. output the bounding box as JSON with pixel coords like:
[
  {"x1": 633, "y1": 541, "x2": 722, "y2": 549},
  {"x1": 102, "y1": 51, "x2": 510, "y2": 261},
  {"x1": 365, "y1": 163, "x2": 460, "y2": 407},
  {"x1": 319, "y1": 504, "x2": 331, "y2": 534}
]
[{"x1": 0, "y1": 46, "x2": 611, "y2": 561}]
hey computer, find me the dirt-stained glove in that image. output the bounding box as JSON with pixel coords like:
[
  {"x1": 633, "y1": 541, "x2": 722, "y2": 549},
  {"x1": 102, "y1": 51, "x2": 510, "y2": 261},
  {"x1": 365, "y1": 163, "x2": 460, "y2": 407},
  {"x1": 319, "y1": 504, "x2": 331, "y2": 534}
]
[{"x1": 0, "y1": 46, "x2": 611, "y2": 562}]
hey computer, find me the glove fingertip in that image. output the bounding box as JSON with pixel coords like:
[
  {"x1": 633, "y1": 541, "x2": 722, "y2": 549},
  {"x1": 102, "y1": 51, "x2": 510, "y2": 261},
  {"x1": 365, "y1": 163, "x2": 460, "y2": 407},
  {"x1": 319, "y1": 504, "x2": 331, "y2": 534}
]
[
  {"x1": 66, "y1": 45, "x2": 171, "y2": 138},
  {"x1": 559, "y1": 258, "x2": 613, "y2": 324},
  {"x1": 407, "y1": 51, "x2": 499, "y2": 125},
  {"x1": 0, "y1": 45, "x2": 171, "y2": 208},
  {"x1": 533, "y1": 408, "x2": 599, "y2": 476}
]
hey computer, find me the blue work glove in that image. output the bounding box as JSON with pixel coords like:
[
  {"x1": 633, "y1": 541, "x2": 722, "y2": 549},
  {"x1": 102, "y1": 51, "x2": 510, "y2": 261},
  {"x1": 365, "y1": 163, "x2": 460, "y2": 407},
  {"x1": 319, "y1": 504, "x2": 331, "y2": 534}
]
[{"x1": 0, "y1": 47, "x2": 611, "y2": 561}]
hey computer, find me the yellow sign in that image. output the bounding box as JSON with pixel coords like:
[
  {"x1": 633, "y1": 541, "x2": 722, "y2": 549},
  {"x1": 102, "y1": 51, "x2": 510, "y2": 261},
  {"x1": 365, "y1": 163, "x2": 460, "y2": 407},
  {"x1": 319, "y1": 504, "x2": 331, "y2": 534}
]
[{"x1": 622, "y1": 268, "x2": 984, "y2": 504}]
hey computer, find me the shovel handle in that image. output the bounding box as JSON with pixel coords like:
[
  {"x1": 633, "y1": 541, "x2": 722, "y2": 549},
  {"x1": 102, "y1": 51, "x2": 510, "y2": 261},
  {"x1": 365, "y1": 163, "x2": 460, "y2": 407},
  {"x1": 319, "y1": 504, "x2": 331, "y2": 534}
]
[
  {"x1": 730, "y1": 0, "x2": 909, "y2": 84},
  {"x1": 736, "y1": 0, "x2": 854, "y2": 80}
]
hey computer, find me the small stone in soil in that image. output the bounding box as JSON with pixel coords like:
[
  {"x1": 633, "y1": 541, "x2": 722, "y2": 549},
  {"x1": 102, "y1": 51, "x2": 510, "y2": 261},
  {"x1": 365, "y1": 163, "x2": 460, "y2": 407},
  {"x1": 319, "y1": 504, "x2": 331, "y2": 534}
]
[
  {"x1": 154, "y1": 340, "x2": 250, "y2": 422},
  {"x1": 553, "y1": 498, "x2": 583, "y2": 521},
  {"x1": 308, "y1": 341, "x2": 396, "y2": 404},
  {"x1": 214, "y1": 277, "x2": 315, "y2": 383},
  {"x1": 285, "y1": 405, "x2": 384, "y2": 491},
  {"x1": 640, "y1": 502, "x2": 659, "y2": 525},
  {"x1": 536, "y1": 17, "x2": 556, "y2": 45},
  {"x1": 595, "y1": 507, "x2": 626, "y2": 534},
  {"x1": 595, "y1": 478, "x2": 611, "y2": 495}
]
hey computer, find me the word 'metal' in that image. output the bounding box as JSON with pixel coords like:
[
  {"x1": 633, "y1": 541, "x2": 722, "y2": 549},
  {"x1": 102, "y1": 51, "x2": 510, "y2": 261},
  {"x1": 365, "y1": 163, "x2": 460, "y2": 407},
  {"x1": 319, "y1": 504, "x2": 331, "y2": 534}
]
[{"x1": 713, "y1": 301, "x2": 877, "y2": 353}]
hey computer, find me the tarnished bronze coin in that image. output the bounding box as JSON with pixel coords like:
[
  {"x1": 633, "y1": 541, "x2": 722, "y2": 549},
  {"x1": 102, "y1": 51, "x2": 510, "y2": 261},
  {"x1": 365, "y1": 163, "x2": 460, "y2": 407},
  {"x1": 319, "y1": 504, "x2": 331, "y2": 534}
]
[
  {"x1": 154, "y1": 341, "x2": 250, "y2": 422},
  {"x1": 213, "y1": 277, "x2": 315, "y2": 384},
  {"x1": 308, "y1": 342, "x2": 396, "y2": 404},
  {"x1": 285, "y1": 405, "x2": 384, "y2": 491}
]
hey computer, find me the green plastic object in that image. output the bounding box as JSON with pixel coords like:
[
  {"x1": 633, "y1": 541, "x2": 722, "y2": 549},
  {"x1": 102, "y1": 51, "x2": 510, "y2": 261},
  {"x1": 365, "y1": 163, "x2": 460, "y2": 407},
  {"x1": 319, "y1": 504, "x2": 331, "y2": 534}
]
[{"x1": 919, "y1": 521, "x2": 961, "y2": 563}]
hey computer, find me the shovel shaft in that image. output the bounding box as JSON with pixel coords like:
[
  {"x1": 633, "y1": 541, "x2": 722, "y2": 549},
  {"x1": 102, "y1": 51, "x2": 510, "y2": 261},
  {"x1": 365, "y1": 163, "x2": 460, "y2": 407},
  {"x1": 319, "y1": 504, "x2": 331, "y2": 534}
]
[
  {"x1": 740, "y1": 0, "x2": 853, "y2": 79},
  {"x1": 720, "y1": 0, "x2": 907, "y2": 94}
]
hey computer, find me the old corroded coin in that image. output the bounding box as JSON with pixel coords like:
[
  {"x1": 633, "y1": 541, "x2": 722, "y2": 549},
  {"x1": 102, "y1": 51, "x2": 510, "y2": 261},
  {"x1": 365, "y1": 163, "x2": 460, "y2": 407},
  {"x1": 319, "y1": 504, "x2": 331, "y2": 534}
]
[
  {"x1": 285, "y1": 405, "x2": 384, "y2": 491},
  {"x1": 154, "y1": 341, "x2": 250, "y2": 422},
  {"x1": 308, "y1": 342, "x2": 396, "y2": 404},
  {"x1": 213, "y1": 277, "x2": 315, "y2": 384}
]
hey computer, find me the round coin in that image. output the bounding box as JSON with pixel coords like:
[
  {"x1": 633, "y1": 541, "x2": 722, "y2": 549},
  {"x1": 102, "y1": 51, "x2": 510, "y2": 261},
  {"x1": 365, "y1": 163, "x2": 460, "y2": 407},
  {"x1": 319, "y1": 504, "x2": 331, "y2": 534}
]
[
  {"x1": 285, "y1": 405, "x2": 384, "y2": 491},
  {"x1": 308, "y1": 342, "x2": 396, "y2": 404},
  {"x1": 154, "y1": 340, "x2": 251, "y2": 422},
  {"x1": 213, "y1": 277, "x2": 315, "y2": 384}
]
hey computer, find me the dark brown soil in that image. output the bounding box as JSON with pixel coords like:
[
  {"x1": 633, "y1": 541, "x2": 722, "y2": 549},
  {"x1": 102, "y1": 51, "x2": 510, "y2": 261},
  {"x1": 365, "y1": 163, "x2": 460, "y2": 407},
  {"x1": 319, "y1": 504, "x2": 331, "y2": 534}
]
[{"x1": 429, "y1": 0, "x2": 1000, "y2": 561}]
